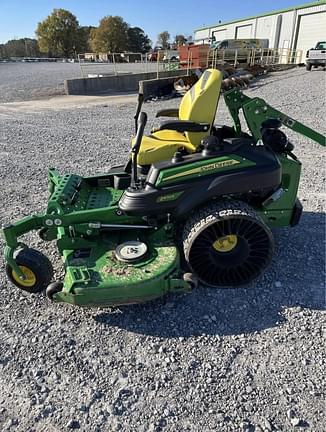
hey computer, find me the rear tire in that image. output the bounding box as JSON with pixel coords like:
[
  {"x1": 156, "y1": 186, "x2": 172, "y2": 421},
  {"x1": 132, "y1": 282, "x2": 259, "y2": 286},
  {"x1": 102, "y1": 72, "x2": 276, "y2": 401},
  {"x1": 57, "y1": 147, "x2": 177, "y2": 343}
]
[
  {"x1": 6, "y1": 248, "x2": 53, "y2": 293},
  {"x1": 306, "y1": 63, "x2": 312, "y2": 71},
  {"x1": 183, "y1": 201, "x2": 274, "y2": 287}
]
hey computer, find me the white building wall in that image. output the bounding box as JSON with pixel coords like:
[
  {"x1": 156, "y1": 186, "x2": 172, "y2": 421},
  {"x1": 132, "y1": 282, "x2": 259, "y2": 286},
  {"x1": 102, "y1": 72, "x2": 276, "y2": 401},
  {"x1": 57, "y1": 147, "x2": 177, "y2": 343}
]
[
  {"x1": 297, "y1": 3, "x2": 326, "y2": 14},
  {"x1": 255, "y1": 16, "x2": 274, "y2": 41},
  {"x1": 194, "y1": 29, "x2": 210, "y2": 43},
  {"x1": 275, "y1": 11, "x2": 296, "y2": 49},
  {"x1": 194, "y1": 2, "x2": 326, "y2": 53},
  {"x1": 294, "y1": 4, "x2": 326, "y2": 51},
  {"x1": 215, "y1": 19, "x2": 256, "y2": 40},
  {"x1": 296, "y1": 13, "x2": 326, "y2": 50}
]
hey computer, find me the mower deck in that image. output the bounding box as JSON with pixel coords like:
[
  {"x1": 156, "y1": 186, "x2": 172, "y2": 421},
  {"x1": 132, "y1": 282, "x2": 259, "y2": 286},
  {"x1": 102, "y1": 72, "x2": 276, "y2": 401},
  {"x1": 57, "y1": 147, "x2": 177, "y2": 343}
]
[
  {"x1": 56, "y1": 230, "x2": 187, "y2": 307},
  {"x1": 45, "y1": 171, "x2": 189, "y2": 306}
]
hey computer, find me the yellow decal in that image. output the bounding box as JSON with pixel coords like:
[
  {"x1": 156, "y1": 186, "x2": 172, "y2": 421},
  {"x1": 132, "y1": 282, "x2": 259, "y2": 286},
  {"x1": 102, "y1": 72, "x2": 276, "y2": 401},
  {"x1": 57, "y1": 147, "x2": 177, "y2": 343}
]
[
  {"x1": 157, "y1": 192, "x2": 183, "y2": 202},
  {"x1": 164, "y1": 159, "x2": 240, "y2": 181}
]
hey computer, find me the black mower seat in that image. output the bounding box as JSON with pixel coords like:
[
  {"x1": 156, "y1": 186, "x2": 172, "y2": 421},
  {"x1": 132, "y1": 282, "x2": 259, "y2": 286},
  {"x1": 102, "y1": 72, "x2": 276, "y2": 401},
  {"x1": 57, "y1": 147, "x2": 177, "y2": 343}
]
[{"x1": 133, "y1": 69, "x2": 223, "y2": 165}]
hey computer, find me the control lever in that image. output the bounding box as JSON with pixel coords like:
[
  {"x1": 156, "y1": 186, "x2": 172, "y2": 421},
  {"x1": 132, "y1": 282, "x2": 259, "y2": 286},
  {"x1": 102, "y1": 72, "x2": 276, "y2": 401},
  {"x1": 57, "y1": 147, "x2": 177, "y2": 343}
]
[{"x1": 131, "y1": 112, "x2": 147, "y2": 188}]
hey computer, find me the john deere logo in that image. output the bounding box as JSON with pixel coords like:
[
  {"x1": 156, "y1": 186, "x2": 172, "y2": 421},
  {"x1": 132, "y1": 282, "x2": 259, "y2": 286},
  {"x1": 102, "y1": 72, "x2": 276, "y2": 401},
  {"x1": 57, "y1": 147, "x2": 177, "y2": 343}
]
[
  {"x1": 201, "y1": 159, "x2": 240, "y2": 172},
  {"x1": 162, "y1": 159, "x2": 240, "y2": 182},
  {"x1": 156, "y1": 156, "x2": 255, "y2": 187}
]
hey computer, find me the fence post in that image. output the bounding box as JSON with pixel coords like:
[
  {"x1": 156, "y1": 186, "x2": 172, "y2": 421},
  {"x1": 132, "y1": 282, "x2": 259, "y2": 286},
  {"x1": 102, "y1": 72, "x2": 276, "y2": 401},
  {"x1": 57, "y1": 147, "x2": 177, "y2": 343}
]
[
  {"x1": 298, "y1": 50, "x2": 302, "y2": 64},
  {"x1": 157, "y1": 51, "x2": 160, "y2": 79},
  {"x1": 78, "y1": 53, "x2": 84, "y2": 78},
  {"x1": 112, "y1": 53, "x2": 117, "y2": 75},
  {"x1": 234, "y1": 50, "x2": 238, "y2": 67},
  {"x1": 187, "y1": 50, "x2": 192, "y2": 76},
  {"x1": 246, "y1": 49, "x2": 250, "y2": 65}
]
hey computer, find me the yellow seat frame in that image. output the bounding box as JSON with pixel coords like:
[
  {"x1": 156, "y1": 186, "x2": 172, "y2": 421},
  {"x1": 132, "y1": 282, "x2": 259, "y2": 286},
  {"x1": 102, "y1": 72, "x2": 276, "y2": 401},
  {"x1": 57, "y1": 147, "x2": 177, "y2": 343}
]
[{"x1": 133, "y1": 69, "x2": 223, "y2": 165}]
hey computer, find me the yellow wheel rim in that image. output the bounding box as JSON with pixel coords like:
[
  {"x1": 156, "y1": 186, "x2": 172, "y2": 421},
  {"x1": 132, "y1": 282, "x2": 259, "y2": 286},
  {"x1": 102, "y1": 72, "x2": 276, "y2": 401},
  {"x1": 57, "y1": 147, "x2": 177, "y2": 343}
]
[
  {"x1": 12, "y1": 266, "x2": 36, "y2": 287},
  {"x1": 213, "y1": 235, "x2": 238, "y2": 253}
]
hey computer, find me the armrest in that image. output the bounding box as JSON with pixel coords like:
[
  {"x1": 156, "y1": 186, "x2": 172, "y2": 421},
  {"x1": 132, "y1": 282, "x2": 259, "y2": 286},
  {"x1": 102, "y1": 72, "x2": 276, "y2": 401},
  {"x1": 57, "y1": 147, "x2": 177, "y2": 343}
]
[
  {"x1": 155, "y1": 108, "x2": 179, "y2": 118},
  {"x1": 158, "y1": 120, "x2": 210, "y2": 133}
]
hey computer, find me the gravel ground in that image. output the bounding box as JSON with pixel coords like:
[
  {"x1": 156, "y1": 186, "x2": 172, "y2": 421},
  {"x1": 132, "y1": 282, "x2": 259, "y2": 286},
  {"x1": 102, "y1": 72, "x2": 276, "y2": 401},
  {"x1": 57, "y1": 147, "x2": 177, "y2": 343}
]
[
  {"x1": 0, "y1": 68, "x2": 325, "y2": 432},
  {"x1": 0, "y1": 62, "x2": 160, "y2": 104},
  {"x1": 0, "y1": 62, "x2": 82, "y2": 103}
]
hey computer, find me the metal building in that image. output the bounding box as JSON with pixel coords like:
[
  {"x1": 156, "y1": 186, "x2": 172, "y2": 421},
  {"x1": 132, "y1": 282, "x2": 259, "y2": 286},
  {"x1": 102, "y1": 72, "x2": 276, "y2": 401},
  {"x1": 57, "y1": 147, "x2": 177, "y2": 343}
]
[{"x1": 194, "y1": 1, "x2": 326, "y2": 57}]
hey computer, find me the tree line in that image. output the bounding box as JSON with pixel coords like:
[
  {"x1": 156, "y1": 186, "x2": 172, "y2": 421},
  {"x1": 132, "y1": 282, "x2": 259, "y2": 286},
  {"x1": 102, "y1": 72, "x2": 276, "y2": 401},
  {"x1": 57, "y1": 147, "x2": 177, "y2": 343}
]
[
  {"x1": 0, "y1": 38, "x2": 41, "y2": 58},
  {"x1": 0, "y1": 8, "x2": 188, "y2": 59}
]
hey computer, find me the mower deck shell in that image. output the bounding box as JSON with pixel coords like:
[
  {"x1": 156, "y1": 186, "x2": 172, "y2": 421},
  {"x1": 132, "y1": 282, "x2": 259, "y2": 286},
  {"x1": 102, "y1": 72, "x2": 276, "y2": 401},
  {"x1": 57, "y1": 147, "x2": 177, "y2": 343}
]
[{"x1": 54, "y1": 231, "x2": 187, "y2": 307}]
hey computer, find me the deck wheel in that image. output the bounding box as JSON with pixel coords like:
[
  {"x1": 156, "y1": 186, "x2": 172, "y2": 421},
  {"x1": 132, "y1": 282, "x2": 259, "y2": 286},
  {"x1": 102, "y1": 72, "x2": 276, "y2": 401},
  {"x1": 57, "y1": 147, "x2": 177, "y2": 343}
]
[{"x1": 6, "y1": 248, "x2": 53, "y2": 293}]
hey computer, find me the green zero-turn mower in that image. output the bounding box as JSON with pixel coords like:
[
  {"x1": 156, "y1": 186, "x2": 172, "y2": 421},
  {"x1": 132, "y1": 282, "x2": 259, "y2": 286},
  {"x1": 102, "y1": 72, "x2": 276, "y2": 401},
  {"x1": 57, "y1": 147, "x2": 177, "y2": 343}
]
[{"x1": 2, "y1": 69, "x2": 325, "y2": 307}]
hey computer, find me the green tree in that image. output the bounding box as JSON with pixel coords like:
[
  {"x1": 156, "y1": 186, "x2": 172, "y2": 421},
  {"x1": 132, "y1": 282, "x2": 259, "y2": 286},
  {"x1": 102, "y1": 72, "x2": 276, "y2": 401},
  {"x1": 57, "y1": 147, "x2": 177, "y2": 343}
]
[
  {"x1": 36, "y1": 9, "x2": 80, "y2": 57},
  {"x1": 0, "y1": 38, "x2": 41, "y2": 58},
  {"x1": 157, "y1": 31, "x2": 170, "y2": 49},
  {"x1": 175, "y1": 34, "x2": 186, "y2": 46},
  {"x1": 127, "y1": 27, "x2": 151, "y2": 53},
  {"x1": 91, "y1": 16, "x2": 129, "y2": 53},
  {"x1": 78, "y1": 26, "x2": 96, "y2": 53}
]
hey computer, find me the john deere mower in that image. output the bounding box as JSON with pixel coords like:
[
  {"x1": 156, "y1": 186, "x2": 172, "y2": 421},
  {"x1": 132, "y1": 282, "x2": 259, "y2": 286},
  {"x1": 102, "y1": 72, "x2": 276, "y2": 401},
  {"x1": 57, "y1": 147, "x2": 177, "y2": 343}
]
[{"x1": 2, "y1": 69, "x2": 325, "y2": 307}]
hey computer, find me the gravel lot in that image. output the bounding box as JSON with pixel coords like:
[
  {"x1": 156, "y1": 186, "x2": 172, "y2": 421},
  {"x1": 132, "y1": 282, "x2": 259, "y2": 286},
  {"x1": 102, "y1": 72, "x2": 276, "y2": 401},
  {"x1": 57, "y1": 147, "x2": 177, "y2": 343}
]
[
  {"x1": 0, "y1": 62, "x2": 160, "y2": 104},
  {"x1": 0, "y1": 62, "x2": 82, "y2": 103},
  {"x1": 0, "y1": 68, "x2": 325, "y2": 431}
]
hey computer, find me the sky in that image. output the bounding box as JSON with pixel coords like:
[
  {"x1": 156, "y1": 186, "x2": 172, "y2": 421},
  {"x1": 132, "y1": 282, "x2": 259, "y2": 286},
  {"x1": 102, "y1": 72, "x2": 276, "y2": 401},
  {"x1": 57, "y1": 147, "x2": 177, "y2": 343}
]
[{"x1": 0, "y1": 0, "x2": 316, "y2": 45}]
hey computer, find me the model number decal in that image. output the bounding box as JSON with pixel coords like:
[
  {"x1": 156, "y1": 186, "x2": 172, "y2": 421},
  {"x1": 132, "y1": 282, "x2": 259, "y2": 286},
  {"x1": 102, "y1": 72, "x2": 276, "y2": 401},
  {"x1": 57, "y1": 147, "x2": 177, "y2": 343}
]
[{"x1": 157, "y1": 191, "x2": 184, "y2": 202}]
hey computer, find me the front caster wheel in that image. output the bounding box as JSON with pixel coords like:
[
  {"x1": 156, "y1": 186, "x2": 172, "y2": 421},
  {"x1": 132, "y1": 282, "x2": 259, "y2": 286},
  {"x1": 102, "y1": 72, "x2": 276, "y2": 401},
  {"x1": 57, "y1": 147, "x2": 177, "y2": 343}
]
[
  {"x1": 46, "y1": 282, "x2": 63, "y2": 300},
  {"x1": 183, "y1": 201, "x2": 274, "y2": 287},
  {"x1": 6, "y1": 248, "x2": 53, "y2": 293},
  {"x1": 183, "y1": 272, "x2": 199, "y2": 289}
]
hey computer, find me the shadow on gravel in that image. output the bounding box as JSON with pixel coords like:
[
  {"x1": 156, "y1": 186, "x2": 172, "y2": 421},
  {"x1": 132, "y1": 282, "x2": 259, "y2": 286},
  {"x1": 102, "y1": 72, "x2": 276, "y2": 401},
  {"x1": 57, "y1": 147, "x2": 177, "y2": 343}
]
[{"x1": 94, "y1": 211, "x2": 325, "y2": 338}]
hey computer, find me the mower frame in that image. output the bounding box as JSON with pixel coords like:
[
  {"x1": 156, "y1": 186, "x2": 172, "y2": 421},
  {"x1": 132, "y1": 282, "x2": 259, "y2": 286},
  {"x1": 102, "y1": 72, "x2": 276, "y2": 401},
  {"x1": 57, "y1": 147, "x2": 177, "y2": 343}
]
[{"x1": 2, "y1": 88, "x2": 324, "y2": 287}]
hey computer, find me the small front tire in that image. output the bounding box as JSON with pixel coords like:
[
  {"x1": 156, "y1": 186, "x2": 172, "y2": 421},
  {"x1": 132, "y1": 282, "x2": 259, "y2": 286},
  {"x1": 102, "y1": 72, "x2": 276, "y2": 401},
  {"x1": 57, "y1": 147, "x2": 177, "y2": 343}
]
[{"x1": 6, "y1": 248, "x2": 53, "y2": 293}]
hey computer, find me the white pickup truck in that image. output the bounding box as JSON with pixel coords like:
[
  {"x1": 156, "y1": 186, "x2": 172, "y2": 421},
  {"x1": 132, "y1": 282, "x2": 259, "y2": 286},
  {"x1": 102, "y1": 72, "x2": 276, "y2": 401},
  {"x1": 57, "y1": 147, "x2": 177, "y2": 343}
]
[{"x1": 306, "y1": 41, "x2": 326, "y2": 71}]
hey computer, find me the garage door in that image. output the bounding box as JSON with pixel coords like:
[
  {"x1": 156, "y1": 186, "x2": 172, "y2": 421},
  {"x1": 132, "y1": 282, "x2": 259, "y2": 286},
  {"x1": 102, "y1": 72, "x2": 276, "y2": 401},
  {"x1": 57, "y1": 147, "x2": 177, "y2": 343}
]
[
  {"x1": 235, "y1": 24, "x2": 252, "y2": 39},
  {"x1": 295, "y1": 12, "x2": 326, "y2": 54},
  {"x1": 212, "y1": 29, "x2": 227, "y2": 42}
]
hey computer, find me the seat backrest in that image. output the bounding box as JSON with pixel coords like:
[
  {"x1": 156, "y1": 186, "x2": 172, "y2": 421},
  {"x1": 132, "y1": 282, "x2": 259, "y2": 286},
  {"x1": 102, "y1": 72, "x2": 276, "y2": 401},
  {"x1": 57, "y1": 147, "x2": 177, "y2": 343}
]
[{"x1": 179, "y1": 69, "x2": 222, "y2": 146}]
